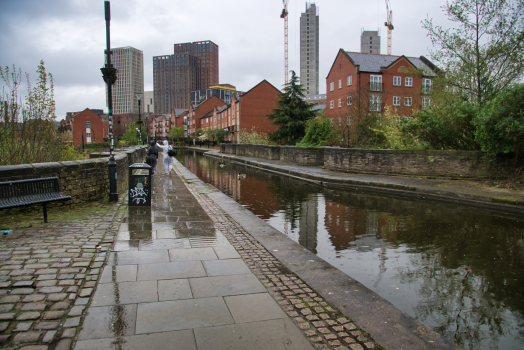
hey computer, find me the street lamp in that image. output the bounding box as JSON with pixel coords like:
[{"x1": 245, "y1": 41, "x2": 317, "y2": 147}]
[
  {"x1": 136, "y1": 93, "x2": 142, "y2": 145},
  {"x1": 101, "y1": 0, "x2": 118, "y2": 202}
]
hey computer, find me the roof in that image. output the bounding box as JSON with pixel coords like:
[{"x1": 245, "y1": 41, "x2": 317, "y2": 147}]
[
  {"x1": 344, "y1": 51, "x2": 437, "y2": 76},
  {"x1": 173, "y1": 109, "x2": 186, "y2": 117}
]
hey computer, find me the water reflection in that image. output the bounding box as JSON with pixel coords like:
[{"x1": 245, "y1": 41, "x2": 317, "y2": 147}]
[{"x1": 177, "y1": 150, "x2": 524, "y2": 350}]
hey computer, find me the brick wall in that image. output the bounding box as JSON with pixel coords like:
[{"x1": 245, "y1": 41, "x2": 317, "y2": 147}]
[
  {"x1": 0, "y1": 146, "x2": 147, "y2": 216},
  {"x1": 220, "y1": 144, "x2": 493, "y2": 178}
]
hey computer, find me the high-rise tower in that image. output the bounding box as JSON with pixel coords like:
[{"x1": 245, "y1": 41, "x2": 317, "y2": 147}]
[
  {"x1": 107, "y1": 47, "x2": 144, "y2": 114},
  {"x1": 154, "y1": 41, "x2": 219, "y2": 113},
  {"x1": 361, "y1": 30, "x2": 381, "y2": 54},
  {"x1": 300, "y1": 2, "x2": 319, "y2": 95}
]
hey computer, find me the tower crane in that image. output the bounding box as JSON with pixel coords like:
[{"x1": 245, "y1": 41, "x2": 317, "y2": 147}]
[
  {"x1": 280, "y1": 0, "x2": 289, "y2": 86},
  {"x1": 384, "y1": 0, "x2": 394, "y2": 55}
]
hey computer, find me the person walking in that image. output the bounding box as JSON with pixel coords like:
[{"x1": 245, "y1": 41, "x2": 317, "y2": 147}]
[
  {"x1": 147, "y1": 141, "x2": 158, "y2": 174},
  {"x1": 156, "y1": 140, "x2": 174, "y2": 176}
]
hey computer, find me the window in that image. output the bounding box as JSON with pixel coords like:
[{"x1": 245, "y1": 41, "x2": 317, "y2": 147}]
[
  {"x1": 422, "y1": 97, "x2": 432, "y2": 108},
  {"x1": 338, "y1": 117, "x2": 342, "y2": 126},
  {"x1": 330, "y1": 100, "x2": 334, "y2": 109},
  {"x1": 347, "y1": 116, "x2": 351, "y2": 125},
  {"x1": 422, "y1": 78, "x2": 433, "y2": 93},
  {"x1": 404, "y1": 97, "x2": 412, "y2": 106},
  {"x1": 370, "y1": 95, "x2": 382, "y2": 111},
  {"x1": 393, "y1": 76, "x2": 401, "y2": 86},
  {"x1": 338, "y1": 98, "x2": 342, "y2": 108},
  {"x1": 330, "y1": 82, "x2": 334, "y2": 91},
  {"x1": 347, "y1": 96, "x2": 352, "y2": 105},
  {"x1": 370, "y1": 75, "x2": 382, "y2": 91},
  {"x1": 347, "y1": 76, "x2": 352, "y2": 86},
  {"x1": 338, "y1": 80, "x2": 342, "y2": 89},
  {"x1": 405, "y1": 77, "x2": 413, "y2": 87},
  {"x1": 393, "y1": 96, "x2": 401, "y2": 106},
  {"x1": 85, "y1": 121, "x2": 91, "y2": 129},
  {"x1": 86, "y1": 132, "x2": 91, "y2": 138}
]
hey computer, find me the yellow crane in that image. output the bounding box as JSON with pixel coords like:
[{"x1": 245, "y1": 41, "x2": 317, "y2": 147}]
[
  {"x1": 280, "y1": 0, "x2": 289, "y2": 86},
  {"x1": 384, "y1": 0, "x2": 394, "y2": 55}
]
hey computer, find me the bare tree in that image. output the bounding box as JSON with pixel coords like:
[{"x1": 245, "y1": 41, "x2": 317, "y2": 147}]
[{"x1": 0, "y1": 61, "x2": 66, "y2": 165}]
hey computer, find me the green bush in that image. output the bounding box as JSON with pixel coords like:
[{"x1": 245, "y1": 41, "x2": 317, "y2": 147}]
[
  {"x1": 474, "y1": 84, "x2": 524, "y2": 163},
  {"x1": 402, "y1": 99, "x2": 479, "y2": 150},
  {"x1": 297, "y1": 117, "x2": 335, "y2": 147},
  {"x1": 349, "y1": 113, "x2": 388, "y2": 149}
]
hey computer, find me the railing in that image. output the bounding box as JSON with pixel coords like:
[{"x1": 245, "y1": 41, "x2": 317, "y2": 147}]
[{"x1": 369, "y1": 82, "x2": 384, "y2": 92}]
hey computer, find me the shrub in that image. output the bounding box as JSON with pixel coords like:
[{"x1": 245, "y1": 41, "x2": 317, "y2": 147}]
[
  {"x1": 349, "y1": 113, "x2": 387, "y2": 149},
  {"x1": 402, "y1": 99, "x2": 479, "y2": 150},
  {"x1": 297, "y1": 117, "x2": 335, "y2": 147},
  {"x1": 239, "y1": 127, "x2": 272, "y2": 145},
  {"x1": 474, "y1": 84, "x2": 524, "y2": 163}
]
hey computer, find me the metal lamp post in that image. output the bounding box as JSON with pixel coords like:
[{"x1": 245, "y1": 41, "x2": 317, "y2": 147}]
[
  {"x1": 101, "y1": 0, "x2": 118, "y2": 202},
  {"x1": 341, "y1": 124, "x2": 350, "y2": 148},
  {"x1": 136, "y1": 93, "x2": 142, "y2": 145}
]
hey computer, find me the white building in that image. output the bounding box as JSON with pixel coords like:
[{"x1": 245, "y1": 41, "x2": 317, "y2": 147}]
[{"x1": 107, "y1": 46, "x2": 144, "y2": 114}]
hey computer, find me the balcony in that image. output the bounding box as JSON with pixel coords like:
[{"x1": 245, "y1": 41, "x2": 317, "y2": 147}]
[{"x1": 369, "y1": 82, "x2": 384, "y2": 92}]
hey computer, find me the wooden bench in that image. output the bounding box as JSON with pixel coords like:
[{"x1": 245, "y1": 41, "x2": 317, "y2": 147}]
[{"x1": 0, "y1": 177, "x2": 71, "y2": 223}]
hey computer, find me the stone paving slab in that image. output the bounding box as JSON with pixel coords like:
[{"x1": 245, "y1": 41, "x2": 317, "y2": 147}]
[
  {"x1": 189, "y1": 274, "x2": 266, "y2": 298},
  {"x1": 136, "y1": 261, "x2": 207, "y2": 280},
  {"x1": 168, "y1": 247, "x2": 218, "y2": 261},
  {"x1": 106, "y1": 250, "x2": 169, "y2": 265},
  {"x1": 78, "y1": 304, "x2": 137, "y2": 340},
  {"x1": 224, "y1": 293, "x2": 287, "y2": 323},
  {"x1": 194, "y1": 318, "x2": 315, "y2": 350},
  {"x1": 91, "y1": 281, "x2": 158, "y2": 306},
  {"x1": 135, "y1": 297, "x2": 235, "y2": 334},
  {"x1": 75, "y1": 329, "x2": 197, "y2": 350},
  {"x1": 99, "y1": 265, "x2": 138, "y2": 284}
]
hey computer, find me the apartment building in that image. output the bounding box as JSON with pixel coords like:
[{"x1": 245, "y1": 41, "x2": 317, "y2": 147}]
[
  {"x1": 107, "y1": 47, "x2": 144, "y2": 114},
  {"x1": 154, "y1": 41, "x2": 219, "y2": 113},
  {"x1": 199, "y1": 80, "x2": 280, "y2": 143},
  {"x1": 300, "y1": 2, "x2": 319, "y2": 95},
  {"x1": 325, "y1": 50, "x2": 438, "y2": 123}
]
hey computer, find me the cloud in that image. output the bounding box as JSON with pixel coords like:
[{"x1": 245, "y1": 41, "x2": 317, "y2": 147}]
[{"x1": 1, "y1": 0, "x2": 449, "y2": 119}]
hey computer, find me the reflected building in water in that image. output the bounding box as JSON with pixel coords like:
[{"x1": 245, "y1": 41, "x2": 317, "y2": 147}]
[{"x1": 298, "y1": 194, "x2": 319, "y2": 254}]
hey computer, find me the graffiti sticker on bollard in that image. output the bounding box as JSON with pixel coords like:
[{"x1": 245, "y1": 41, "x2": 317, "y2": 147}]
[{"x1": 128, "y1": 163, "x2": 152, "y2": 206}]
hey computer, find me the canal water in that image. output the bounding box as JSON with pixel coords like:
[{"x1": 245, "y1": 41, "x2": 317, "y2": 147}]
[{"x1": 176, "y1": 149, "x2": 524, "y2": 350}]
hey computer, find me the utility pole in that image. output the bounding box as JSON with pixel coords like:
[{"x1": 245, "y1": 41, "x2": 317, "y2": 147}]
[{"x1": 101, "y1": 0, "x2": 118, "y2": 202}]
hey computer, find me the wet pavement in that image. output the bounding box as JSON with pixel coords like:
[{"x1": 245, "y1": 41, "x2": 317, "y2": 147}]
[{"x1": 75, "y1": 156, "x2": 326, "y2": 350}]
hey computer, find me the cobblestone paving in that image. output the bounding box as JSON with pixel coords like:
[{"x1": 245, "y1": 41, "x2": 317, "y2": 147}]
[
  {"x1": 180, "y1": 176, "x2": 381, "y2": 350},
  {"x1": 0, "y1": 202, "x2": 126, "y2": 349}
]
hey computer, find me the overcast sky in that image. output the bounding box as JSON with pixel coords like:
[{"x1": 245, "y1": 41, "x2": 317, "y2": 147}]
[{"x1": 0, "y1": 0, "x2": 448, "y2": 120}]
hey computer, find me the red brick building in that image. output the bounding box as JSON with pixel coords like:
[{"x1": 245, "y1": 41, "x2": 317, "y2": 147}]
[
  {"x1": 325, "y1": 50, "x2": 438, "y2": 124},
  {"x1": 186, "y1": 95, "x2": 226, "y2": 137},
  {"x1": 199, "y1": 80, "x2": 280, "y2": 143},
  {"x1": 62, "y1": 108, "x2": 109, "y2": 146}
]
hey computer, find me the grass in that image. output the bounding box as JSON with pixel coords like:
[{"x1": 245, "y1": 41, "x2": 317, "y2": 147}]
[{"x1": 0, "y1": 200, "x2": 121, "y2": 229}]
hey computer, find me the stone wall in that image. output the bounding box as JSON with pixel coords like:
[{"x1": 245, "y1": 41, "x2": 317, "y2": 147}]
[
  {"x1": 0, "y1": 146, "x2": 147, "y2": 212},
  {"x1": 220, "y1": 144, "x2": 492, "y2": 178}
]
